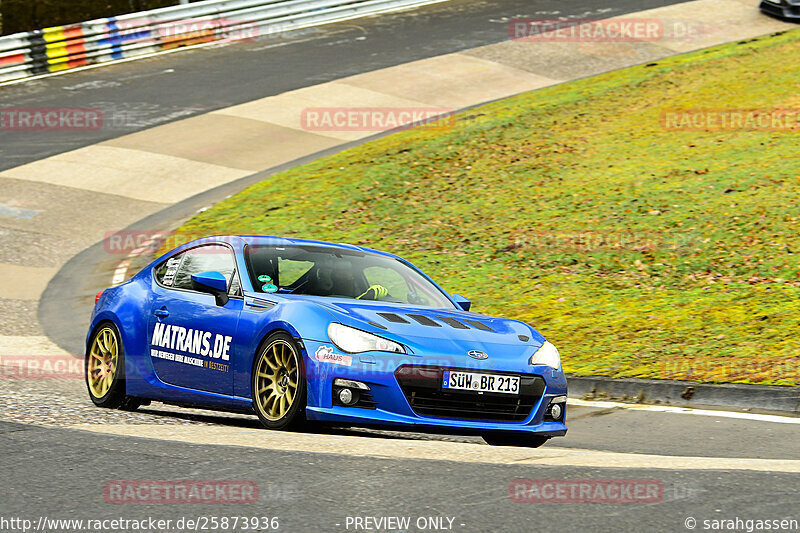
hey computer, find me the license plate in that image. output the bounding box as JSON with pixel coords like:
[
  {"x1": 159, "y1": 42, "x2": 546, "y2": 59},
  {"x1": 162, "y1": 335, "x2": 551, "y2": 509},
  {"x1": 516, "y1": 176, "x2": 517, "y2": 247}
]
[{"x1": 442, "y1": 371, "x2": 520, "y2": 395}]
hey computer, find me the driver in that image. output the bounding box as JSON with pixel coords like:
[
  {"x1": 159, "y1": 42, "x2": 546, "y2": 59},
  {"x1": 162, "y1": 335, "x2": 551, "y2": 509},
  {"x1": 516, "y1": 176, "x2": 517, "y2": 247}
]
[
  {"x1": 312, "y1": 261, "x2": 389, "y2": 300},
  {"x1": 357, "y1": 284, "x2": 389, "y2": 301},
  {"x1": 314, "y1": 262, "x2": 358, "y2": 297}
]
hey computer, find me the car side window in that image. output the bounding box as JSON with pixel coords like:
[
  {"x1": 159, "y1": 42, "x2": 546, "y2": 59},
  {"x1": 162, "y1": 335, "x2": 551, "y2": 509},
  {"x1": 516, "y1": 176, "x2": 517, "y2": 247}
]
[
  {"x1": 160, "y1": 244, "x2": 238, "y2": 292},
  {"x1": 154, "y1": 254, "x2": 183, "y2": 287},
  {"x1": 228, "y1": 270, "x2": 242, "y2": 296}
]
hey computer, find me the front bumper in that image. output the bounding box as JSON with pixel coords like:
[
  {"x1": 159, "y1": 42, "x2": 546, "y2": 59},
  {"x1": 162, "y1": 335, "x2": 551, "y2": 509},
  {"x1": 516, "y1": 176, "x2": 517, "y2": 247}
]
[
  {"x1": 759, "y1": 0, "x2": 800, "y2": 20},
  {"x1": 301, "y1": 339, "x2": 568, "y2": 436}
]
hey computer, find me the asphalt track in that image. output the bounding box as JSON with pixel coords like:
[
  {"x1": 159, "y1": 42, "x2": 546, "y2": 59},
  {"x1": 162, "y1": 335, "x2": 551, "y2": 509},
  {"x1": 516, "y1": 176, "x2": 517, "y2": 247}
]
[
  {"x1": 2, "y1": 419, "x2": 797, "y2": 533},
  {"x1": 0, "y1": 0, "x2": 798, "y2": 531},
  {"x1": 1, "y1": 404, "x2": 799, "y2": 532},
  {"x1": 0, "y1": 0, "x2": 685, "y2": 171}
]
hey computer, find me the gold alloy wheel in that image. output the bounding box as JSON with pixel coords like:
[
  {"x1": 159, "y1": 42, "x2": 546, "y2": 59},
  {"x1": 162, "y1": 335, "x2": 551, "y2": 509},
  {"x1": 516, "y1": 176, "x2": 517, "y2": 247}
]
[
  {"x1": 87, "y1": 327, "x2": 118, "y2": 398},
  {"x1": 255, "y1": 340, "x2": 299, "y2": 421}
]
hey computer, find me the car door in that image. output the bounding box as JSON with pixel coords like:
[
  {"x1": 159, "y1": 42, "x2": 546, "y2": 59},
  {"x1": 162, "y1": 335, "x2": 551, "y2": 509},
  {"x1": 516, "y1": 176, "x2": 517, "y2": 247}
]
[{"x1": 148, "y1": 243, "x2": 243, "y2": 395}]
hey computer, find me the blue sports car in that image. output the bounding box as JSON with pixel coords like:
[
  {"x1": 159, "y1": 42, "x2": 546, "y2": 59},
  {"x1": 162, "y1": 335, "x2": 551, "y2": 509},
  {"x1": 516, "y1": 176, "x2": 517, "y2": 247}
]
[{"x1": 86, "y1": 235, "x2": 567, "y2": 447}]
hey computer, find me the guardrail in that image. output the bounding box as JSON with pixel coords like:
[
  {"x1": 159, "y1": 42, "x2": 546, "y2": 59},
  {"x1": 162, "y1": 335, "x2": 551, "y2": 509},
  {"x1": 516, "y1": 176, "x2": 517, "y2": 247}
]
[{"x1": 0, "y1": 0, "x2": 448, "y2": 84}]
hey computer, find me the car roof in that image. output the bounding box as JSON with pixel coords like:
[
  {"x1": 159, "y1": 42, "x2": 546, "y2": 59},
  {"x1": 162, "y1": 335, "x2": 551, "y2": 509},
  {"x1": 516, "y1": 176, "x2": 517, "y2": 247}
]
[{"x1": 205, "y1": 235, "x2": 401, "y2": 259}]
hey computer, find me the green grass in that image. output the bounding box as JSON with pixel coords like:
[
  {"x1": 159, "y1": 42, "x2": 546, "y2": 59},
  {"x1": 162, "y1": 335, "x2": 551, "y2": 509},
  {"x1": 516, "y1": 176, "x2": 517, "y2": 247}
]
[{"x1": 170, "y1": 30, "x2": 800, "y2": 386}]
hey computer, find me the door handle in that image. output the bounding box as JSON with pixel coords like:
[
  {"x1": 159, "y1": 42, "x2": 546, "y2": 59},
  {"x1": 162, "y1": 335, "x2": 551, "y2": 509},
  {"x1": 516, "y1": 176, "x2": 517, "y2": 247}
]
[{"x1": 154, "y1": 308, "x2": 169, "y2": 318}]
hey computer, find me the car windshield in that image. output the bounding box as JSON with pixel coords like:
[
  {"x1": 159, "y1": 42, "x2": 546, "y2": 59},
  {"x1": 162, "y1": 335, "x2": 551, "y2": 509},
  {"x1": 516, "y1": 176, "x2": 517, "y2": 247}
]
[{"x1": 244, "y1": 245, "x2": 455, "y2": 308}]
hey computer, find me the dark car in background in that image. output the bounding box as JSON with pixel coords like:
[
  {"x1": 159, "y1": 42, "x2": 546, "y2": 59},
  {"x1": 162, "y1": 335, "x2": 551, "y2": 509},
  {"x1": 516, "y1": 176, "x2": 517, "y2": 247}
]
[{"x1": 760, "y1": 0, "x2": 800, "y2": 21}]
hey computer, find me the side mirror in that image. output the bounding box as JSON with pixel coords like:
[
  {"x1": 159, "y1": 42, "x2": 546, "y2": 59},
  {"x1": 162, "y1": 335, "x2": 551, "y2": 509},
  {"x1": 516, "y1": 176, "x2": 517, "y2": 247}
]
[
  {"x1": 452, "y1": 294, "x2": 471, "y2": 311},
  {"x1": 192, "y1": 271, "x2": 229, "y2": 306}
]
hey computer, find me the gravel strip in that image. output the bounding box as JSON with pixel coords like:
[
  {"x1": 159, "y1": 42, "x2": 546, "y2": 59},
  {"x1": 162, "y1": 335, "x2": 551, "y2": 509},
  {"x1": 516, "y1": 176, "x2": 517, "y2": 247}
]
[{"x1": 0, "y1": 378, "x2": 252, "y2": 427}]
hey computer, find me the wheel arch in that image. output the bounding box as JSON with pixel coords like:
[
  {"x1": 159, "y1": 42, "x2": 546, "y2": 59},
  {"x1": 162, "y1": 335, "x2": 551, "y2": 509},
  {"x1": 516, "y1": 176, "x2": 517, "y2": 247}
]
[
  {"x1": 250, "y1": 326, "x2": 305, "y2": 374},
  {"x1": 85, "y1": 317, "x2": 123, "y2": 357},
  {"x1": 85, "y1": 318, "x2": 134, "y2": 408},
  {"x1": 249, "y1": 328, "x2": 307, "y2": 429}
]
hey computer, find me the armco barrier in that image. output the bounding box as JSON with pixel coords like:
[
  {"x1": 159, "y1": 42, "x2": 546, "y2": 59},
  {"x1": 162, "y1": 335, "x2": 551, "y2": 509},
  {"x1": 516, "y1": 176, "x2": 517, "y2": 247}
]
[{"x1": 0, "y1": 0, "x2": 449, "y2": 84}]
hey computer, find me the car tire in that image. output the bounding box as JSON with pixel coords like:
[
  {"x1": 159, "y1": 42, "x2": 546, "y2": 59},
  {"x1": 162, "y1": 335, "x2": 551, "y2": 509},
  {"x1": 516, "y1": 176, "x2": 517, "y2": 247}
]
[
  {"x1": 85, "y1": 322, "x2": 136, "y2": 409},
  {"x1": 252, "y1": 332, "x2": 307, "y2": 430},
  {"x1": 482, "y1": 432, "x2": 550, "y2": 448}
]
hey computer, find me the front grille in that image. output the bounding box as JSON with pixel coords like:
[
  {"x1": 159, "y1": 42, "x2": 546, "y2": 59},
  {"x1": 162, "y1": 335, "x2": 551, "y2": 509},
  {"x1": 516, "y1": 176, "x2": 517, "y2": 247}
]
[{"x1": 395, "y1": 365, "x2": 545, "y2": 422}]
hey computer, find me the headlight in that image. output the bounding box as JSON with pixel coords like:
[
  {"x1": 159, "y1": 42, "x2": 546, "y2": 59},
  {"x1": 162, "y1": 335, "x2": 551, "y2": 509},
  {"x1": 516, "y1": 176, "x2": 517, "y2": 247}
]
[
  {"x1": 529, "y1": 341, "x2": 561, "y2": 369},
  {"x1": 327, "y1": 323, "x2": 406, "y2": 354}
]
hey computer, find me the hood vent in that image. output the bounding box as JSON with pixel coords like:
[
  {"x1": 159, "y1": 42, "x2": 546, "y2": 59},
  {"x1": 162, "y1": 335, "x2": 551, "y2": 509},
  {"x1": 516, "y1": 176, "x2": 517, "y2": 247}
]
[
  {"x1": 375, "y1": 312, "x2": 497, "y2": 332},
  {"x1": 407, "y1": 314, "x2": 442, "y2": 327},
  {"x1": 377, "y1": 312, "x2": 410, "y2": 324},
  {"x1": 464, "y1": 319, "x2": 494, "y2": 332},
  {"x1": 437, "y1": 316, "x2": 469, "y2": 329}
]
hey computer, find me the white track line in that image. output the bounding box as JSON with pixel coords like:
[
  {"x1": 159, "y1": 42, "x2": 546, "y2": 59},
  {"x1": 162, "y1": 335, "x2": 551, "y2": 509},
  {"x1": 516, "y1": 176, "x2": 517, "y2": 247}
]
[
  {"x1": 110, "y1": 260, "x2": 130, "y2": 286},
  {"x1": 569, "y1": 399, "x2": 800, "y2": 425},
  {"x1": 109, "y1": 233, "x2": 162, "y2": 286}
]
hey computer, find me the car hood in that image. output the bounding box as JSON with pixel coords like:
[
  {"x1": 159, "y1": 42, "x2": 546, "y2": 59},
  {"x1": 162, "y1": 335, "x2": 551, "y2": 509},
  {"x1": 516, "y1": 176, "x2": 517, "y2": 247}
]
[{"x1": 305, "y1": 298, "x2": 545, "y2": 356}]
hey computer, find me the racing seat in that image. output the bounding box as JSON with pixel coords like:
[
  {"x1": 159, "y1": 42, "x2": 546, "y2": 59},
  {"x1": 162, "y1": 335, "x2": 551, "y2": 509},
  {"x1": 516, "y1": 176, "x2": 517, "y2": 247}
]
[{"x1": 311, "y1": 263, "x2": 357, "y2": 298}]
